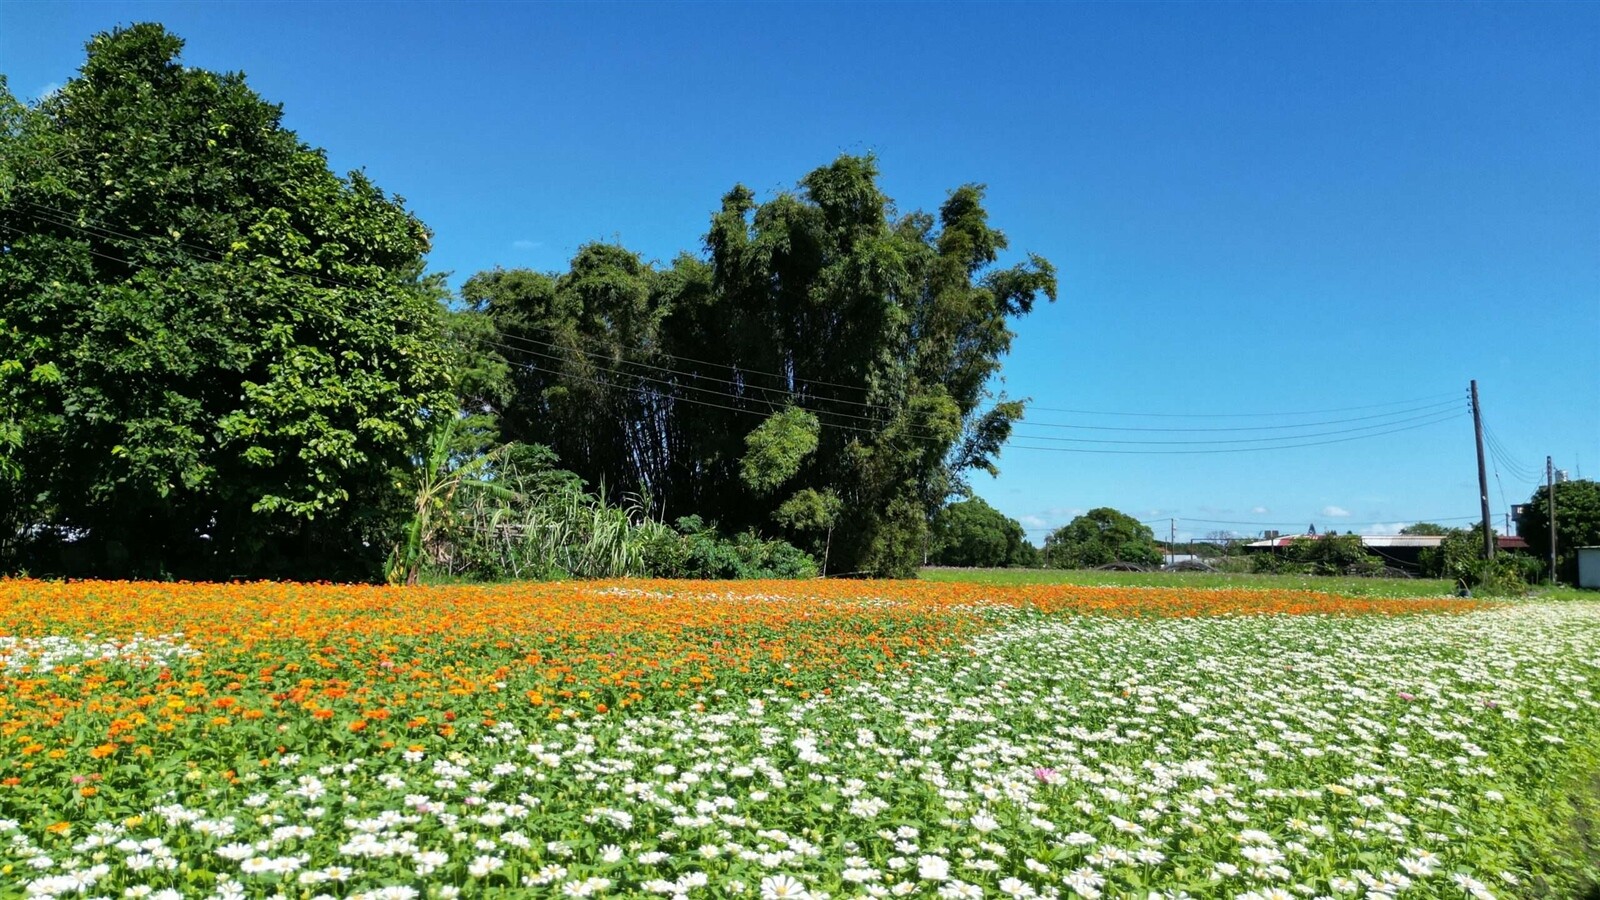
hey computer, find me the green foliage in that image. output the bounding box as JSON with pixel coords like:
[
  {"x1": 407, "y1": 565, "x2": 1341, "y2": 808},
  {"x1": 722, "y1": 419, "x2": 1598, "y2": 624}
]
[
  {"x1": 1299, "y1": 533, "x2": 1382, "y2": 577},
  {"x1": 1412, "y1": 525, "x2": 1537, "y2": 596},
  {"x1": 422, "y1": 443, "x2": 658, "y2": 582},
  {"x1": 403, "y1": 441, "x2": 820, "y2": 583},
  {"x1": 1418, "y1": 528, "x2": 1480, "y2": 582},
  {"x1": 461, "y1": 155, "x2": 1055, "y2": 577},
  {"x1": 387, "y1": 415, "x2": 511, "y2": 585},
  {"x1": 1521, "y1": 479, "x2": 1600, "y2": 584},
  {"x1": 1399, "y1": 522, "x2": 1453, "y2": 536},
  {"x1": 1253, "y1": 534, "x2": 1381, "y2": 577},
  {"x1": 640, "y1": 516, "x2": 818, "y2": 580},
  {"x1": 740, "y1": 408, "x2": 819, "y2": 495},
  {"x1": 774, "y1": 487, "x2": 843, "y2": 575},
  {"x1": 928, "y1": 497, "x2": 1034, "y2": 568},
  {"x1": 1041, "y1": 508, "x2": 1163, "y2": 569},
  {"x1": 1465, "y1": 554, "x2": 1540, "y2": 597},
  {"x1": 0, "y1": 25, "x2": 450, "y2": 580},
  {"x1": 774, "y1": 488, "x2": 843, "y2": 534}
]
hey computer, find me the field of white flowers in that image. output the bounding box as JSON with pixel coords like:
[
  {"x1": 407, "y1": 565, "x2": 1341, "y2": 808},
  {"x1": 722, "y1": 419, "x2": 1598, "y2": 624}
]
[{"x1": 5, "y1": 601, "x2": 1599, "y2": 899}]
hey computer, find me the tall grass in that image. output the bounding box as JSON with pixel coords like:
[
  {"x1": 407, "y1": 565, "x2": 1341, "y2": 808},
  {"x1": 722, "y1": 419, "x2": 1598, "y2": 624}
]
[{"x1": 445, "y1": 483, "x2": 662, "y2": 581}]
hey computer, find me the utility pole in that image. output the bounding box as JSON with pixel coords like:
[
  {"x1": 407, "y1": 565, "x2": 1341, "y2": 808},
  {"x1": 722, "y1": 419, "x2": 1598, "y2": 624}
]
[
  {"x1": 1470, "y1": 380, "x2": 1494, "y2": 559},
  {"x1": 1547, "y1": 456, "x2": 1558, "y2": 584},
  {"x1": 1169, "y1": 519, "x2": 1176, "y2": 567}
]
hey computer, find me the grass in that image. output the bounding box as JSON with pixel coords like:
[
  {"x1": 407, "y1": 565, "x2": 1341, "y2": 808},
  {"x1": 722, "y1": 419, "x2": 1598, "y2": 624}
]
[
  {"x1": 921, "y1": 566, "x2": 1600, "y2": 601},
  {"x1": 920, "y1": 565, "x2": 1464, "y2": 598},
  {"x1": 1528, "y1": 583, "x2": 1600, "y2": 602}
]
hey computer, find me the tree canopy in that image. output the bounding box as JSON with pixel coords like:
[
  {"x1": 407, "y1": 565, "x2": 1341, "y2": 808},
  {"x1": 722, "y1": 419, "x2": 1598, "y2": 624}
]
[
  {"x1": 461, "y1": 156, "x2": 1056, "y2": 576},
  {"x1": 928, "y1": 497, "x2": 1036, "y2": 568},
  {"x1": 0, "y1": 25, "x2": 451, "y2": 579},
  {"x1": 1521, "y1": 479, "x2": 1600, "y2": 584},
  {"x1": 1041, "y1": 508, "x2": 1163, "y2": 569}
]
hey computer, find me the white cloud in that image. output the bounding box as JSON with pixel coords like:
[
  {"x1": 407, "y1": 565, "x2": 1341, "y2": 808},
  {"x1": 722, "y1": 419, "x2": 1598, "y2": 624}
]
[
  {"x1": 1017, "y1": 508, "x2": 1084, "y2": 531},
  {"x1": 32, "y1": 82, "x2": 61, "y2": 102},
  {"x1": 1358, "y1": 522, "x2": 1408, "y2": 536},
  {"x1": 1251, "y1": 506, "x2": 1270, "y2": 514},
  {"x1": 1321, "y1": 505, "x2": 1351, "y2": 518},
  {"x1": 511, "y1": 239, "x2": 543, "y2": 250}
]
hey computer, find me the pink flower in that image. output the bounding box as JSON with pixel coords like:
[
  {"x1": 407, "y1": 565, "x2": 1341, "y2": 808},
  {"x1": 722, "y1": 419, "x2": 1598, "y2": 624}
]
[{"x1": 1397, "y1": 692, "x2": 1415, "y2": 701}]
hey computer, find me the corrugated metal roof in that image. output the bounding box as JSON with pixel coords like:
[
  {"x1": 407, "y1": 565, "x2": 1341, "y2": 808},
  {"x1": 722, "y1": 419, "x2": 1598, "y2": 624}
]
[{"x1": 1360, "y1": 536, "x2": 1445, "y2": 548}]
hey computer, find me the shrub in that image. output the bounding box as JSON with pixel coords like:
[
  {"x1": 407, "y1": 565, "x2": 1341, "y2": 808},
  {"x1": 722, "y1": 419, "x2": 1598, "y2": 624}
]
[
  {"x1": 1250, "y1": 534, "x2": 1380, "y2": 577},
  {"x1": 640, "y1": 517, "x2": 818, "y2": 580},
  {"x1": 1420, "y1": 526, "x2": 1536, "y2": 596}
]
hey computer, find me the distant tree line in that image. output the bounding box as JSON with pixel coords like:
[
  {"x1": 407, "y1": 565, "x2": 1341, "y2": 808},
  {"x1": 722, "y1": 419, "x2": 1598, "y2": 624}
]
[{"x1": 927, "y1": 502, "x2": 1164, "y2": 570}]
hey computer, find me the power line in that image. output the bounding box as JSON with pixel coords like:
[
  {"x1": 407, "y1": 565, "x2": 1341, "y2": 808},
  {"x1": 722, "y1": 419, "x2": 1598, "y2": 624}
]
[
  {"x1": 1005, "y1": 410, "x2": 1465, "y2": 455},
  {"x1": 8, "y1": 204, "x2": 1006, "y2": 439},
  {"x1": 507, "y1": 355, "x2": 896, "y2": 440},
  {"x1": 476, "y1": 324, "x2": 1468, "y2": 436},
  {"x1": 1482, "y1": 421, "x2": 1539, "y2": 483},
  {"x1": 473, "y1": 332, "x2": 1468, "y2": 447},
  {"x1": 18, "y1": 199, "x2": 897, "y2": 401},
  {"x1": 472, "y1": 335, "x2": 956, "y2": 441},
  {"x1": 1026, "y1": 390, "x2": 1464, "y2": 419},
  {"x1": 1015, "y1": 398, "x2": 1462, "y2": 433},
  {"x1": 0, "y1": 209, "x2": 1475, "y2": 458},
  {"x1": 2, "y1": 213, "x2": 979, "y2": 450},
  {"x1": 1018, "y1": 513, "x2": 1483, "y2": 532},
  {"x1": 6, "y1": 202, "x2": 1472, "y2": 425},
  {"x1": 1003, "y1": 409, "x2": 1465, "y2": 446},
  {"x1": 461, "y1": 327, "x2": 907, "y2": 418},
  {"x1": 504, "y1": 351, "x2": 1469, "y2": 459},
  {"x1": 15, "y1": 200, "x2": 379, "y2": 289},
  {"x1": 1169, "y1": 514, "x2": 1480, "y2": 528}
]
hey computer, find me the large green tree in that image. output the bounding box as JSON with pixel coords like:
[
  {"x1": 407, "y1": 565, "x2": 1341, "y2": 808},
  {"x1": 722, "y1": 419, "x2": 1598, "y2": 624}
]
[
  {"x1": 1521, "y1": 479, "x2": 1600, "y2": 584},
  {"x1": 462, "y1": 156, "x2": 1055, "y2": 576},
  {"x1": 928, "y1": 497, "x2": 1035, "y2": 568},
  {"x1": 0, "y1": 25, "x2": 451, "y2": 579},
  {"x1": 1041, "y1": 507, "x2": 1163, "y2": 569}
]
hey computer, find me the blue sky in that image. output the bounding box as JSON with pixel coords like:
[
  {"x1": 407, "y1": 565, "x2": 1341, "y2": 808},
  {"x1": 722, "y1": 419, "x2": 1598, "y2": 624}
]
[{"x1": 4, "y1": 1, "x2": 1596, "y2": 542}]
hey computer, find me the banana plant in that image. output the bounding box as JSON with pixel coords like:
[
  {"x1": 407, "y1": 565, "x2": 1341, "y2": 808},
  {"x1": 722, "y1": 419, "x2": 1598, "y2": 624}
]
[{"x1": 389, "y1": 416, "x2": 511, "y2": 585}]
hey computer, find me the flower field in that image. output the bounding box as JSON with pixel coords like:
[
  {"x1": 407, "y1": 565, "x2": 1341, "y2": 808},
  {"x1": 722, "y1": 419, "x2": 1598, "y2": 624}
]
[{"x1": 0, "y1": 580, "x2": 1596, "y2": 899}]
